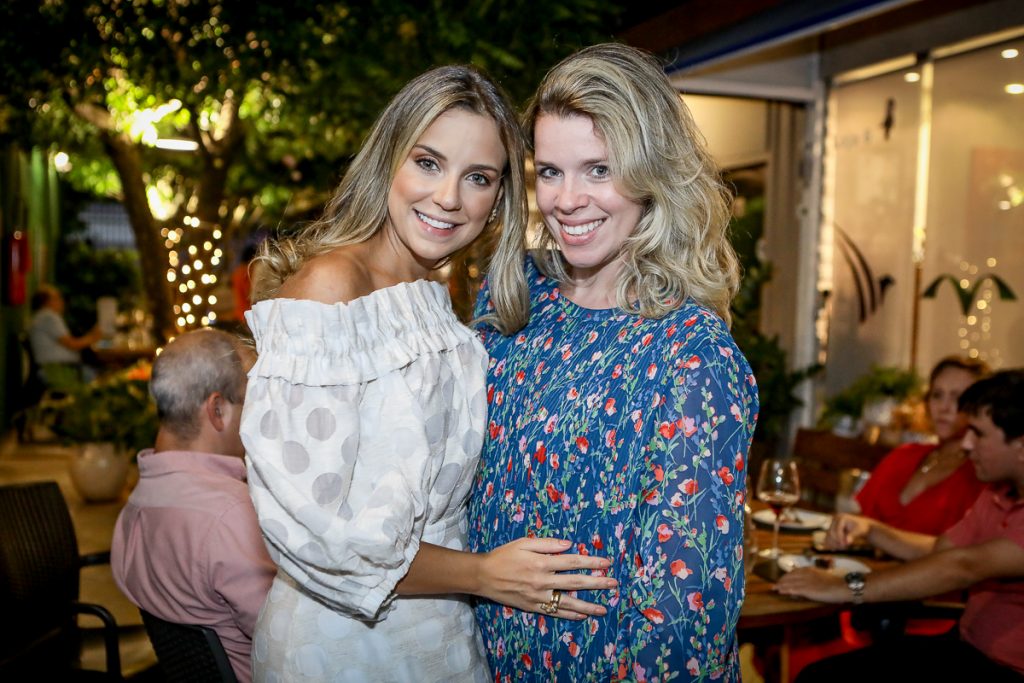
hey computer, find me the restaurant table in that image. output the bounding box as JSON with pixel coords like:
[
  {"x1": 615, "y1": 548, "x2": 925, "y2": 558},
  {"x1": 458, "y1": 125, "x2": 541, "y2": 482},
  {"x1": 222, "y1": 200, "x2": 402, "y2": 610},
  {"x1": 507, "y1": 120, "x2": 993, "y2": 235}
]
[
  {"x1": 739, "y1": 505, "x2": 894, "y2": 683},
  {"x1": 90, "y1": 343, "x2": 157, "y2": 370}
]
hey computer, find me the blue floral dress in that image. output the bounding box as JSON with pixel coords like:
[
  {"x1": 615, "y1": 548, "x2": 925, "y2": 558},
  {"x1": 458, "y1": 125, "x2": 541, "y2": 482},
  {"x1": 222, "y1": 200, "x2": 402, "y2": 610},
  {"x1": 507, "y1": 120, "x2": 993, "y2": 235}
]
[{"x1": 469, "y1": 256, "x2": 759, "y2": 682}]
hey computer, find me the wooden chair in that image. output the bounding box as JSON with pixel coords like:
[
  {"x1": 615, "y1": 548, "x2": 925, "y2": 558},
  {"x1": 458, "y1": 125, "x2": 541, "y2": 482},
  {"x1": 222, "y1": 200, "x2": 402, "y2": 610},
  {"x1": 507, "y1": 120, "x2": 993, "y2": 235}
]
[
  {"x1": 791, "y1": 428, "x2": 891, "y2": 511},
  {"x1": 140, "y1": 610, "x2": 238, "y2": 683},
  {"x1": 0, "y1": 481, "x2": 122, "y2": 681}
]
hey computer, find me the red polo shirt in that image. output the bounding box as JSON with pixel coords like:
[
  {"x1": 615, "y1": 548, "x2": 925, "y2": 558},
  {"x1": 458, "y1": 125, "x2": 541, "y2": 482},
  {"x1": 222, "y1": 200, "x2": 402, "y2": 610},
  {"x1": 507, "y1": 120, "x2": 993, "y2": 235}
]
[{"x1": 945, "y1": 484, "x2": 1024, "y2": 674}]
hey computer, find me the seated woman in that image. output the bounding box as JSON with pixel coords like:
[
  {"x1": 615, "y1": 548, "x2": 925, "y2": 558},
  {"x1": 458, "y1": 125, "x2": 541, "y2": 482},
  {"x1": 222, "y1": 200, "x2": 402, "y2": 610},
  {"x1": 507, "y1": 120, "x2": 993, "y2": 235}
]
[
  {"x1": 807, "y1": 355, "x2": 993, "y2": 658},
  {"x1": 854, "y1": 356, "x2": 990, "y2": 535}
]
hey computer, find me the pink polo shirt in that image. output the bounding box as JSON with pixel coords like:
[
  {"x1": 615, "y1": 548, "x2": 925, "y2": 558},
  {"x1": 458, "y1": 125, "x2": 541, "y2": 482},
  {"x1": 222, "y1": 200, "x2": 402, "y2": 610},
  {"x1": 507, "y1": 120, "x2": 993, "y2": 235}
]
[
  {"x1": 111, "y1": 450, "x2": 276, "y2": 683},
  {"x1": 945, "y1": 484, "x2": 1024, "y2": 675}
]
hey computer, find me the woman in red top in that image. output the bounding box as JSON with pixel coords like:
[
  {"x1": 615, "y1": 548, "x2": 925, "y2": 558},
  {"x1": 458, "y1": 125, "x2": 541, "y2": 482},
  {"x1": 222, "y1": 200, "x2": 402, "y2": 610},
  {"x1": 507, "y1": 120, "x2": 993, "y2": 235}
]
[
  {"x1": 785, "y1": 356, "x2": 994, "y2": 673},
  {"x1": 855, "y1": 356, "x2": 990, "y2": 535}
]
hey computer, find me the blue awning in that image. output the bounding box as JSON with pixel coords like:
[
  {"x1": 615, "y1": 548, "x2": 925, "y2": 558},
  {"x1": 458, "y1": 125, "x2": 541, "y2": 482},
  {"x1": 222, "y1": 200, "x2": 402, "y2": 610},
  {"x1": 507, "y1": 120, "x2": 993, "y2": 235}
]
[{"x1": 663, "y1": 0, "x2": 918, "y2": 74}]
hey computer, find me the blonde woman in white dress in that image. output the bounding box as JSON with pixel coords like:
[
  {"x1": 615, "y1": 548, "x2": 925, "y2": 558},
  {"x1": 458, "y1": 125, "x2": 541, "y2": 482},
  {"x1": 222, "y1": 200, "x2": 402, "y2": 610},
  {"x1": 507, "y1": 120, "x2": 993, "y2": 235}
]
[{"x1": 241, "y1": 65, "x2": 617, "y2": 682}]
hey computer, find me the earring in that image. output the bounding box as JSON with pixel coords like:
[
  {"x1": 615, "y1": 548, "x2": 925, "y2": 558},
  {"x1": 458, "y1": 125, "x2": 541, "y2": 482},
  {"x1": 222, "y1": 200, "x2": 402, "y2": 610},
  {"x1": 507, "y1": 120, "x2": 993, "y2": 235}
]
[{"x1": 488, "y1": 206, "x2": 499, "y2": 223}]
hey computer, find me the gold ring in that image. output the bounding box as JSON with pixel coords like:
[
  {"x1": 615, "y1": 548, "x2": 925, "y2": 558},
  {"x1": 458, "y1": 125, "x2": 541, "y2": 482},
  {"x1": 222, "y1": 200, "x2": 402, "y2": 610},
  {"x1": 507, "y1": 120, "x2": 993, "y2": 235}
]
[{"x1": 539, "y1": 589, "x2": 562, "y2": 615}]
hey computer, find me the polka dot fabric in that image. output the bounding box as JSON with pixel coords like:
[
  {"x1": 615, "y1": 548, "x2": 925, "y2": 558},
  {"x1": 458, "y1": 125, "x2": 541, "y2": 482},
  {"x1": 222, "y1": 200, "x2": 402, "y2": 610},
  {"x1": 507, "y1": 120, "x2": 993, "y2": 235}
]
[{"x1": 242, "y1": 281, "x2": 490, "y2": 682}]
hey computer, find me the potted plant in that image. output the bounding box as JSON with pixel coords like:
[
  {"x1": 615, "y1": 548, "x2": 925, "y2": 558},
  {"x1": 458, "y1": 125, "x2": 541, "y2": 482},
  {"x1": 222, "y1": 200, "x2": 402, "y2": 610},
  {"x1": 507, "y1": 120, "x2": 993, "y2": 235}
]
[
  {"x1": 42, "y1": 361, "x2": 157, "y2": 502},
  {"x1": 820, "y1": 365, "x2": 921, "y2": 440}
]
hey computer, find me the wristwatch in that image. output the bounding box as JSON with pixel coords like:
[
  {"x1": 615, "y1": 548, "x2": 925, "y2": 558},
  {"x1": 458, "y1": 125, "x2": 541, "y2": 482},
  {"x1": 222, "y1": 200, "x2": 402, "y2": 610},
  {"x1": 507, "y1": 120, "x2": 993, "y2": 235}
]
[{"x1": 844, "y1": 571, "x2": 866, "y2": 604}]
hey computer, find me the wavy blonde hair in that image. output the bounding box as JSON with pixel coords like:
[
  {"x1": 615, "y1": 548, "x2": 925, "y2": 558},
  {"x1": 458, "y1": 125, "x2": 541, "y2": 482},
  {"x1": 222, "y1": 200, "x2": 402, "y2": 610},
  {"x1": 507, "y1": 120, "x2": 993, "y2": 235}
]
[
  {"x1": 511, "y1": 42, "x2": 738, "y2": 324},
  {"x1": 252, "y1": 65, "x2": 530, "y2": 332}
]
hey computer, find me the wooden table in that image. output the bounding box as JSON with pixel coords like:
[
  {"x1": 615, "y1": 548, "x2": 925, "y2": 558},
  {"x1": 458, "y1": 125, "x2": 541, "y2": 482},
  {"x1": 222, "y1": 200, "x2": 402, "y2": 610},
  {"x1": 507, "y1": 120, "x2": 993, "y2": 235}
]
[
  {"x1": 739, "y1": 509, "x2": 892, "y2": 682},
  {"x1": 90, "y1": 344, "x2": 157, "y2": 372}
]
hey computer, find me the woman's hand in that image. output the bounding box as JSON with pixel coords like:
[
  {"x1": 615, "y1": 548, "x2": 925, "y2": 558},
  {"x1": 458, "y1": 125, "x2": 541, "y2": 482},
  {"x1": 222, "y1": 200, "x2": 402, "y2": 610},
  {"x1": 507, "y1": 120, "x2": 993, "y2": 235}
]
[
  {"x1": 826, "y1": 513, "x2": 873, "y2": 550},
  {"x1": 476, "y1": 537, "x2": 618, "y2": 620}
]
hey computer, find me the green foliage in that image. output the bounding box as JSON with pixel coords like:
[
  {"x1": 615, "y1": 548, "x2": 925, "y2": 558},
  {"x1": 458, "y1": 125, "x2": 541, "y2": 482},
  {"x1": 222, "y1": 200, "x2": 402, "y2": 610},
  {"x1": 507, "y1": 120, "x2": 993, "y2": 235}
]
[
  {"x1": 0, "y1": 0, "x2": 622, "y2": 228},
  {"x1": 821, "y1": 365, "x2": 921, "y2": 424},
  {"x1": 43, "y1": 367, "x2": 158, "y2": 453},
  {"x1": 53, "y1": 183, "x2": 143, "y2": 334},
  {"x1": 728, "y1": 193, "x2": 821, "y2": 450},
  {"x1": 0, "y1": 1, "x2": 620, "y2": 335},
  {"x1": 57, "y1": 240, "x2": 143, "y2": 333}
]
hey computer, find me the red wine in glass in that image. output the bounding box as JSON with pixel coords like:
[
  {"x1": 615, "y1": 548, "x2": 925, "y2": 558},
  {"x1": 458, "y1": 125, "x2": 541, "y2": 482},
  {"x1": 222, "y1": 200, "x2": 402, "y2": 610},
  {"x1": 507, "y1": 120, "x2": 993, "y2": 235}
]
[
  {"x1": 759, "y1": 491, "x2": 800, "y2": 518},
  {"x1": 756, "y1": 459, "x2": 801, "y2": 563}
]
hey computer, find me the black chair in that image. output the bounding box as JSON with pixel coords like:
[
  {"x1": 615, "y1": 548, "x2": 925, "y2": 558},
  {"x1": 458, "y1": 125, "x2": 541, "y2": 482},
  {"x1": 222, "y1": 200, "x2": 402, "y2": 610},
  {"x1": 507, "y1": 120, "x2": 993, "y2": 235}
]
[
  {"x1": 140, "y1": 610, "x2": 238, "y2": 683},
  {"x1": 0, "y1": 481, "x2": 122, "y2": 681}
]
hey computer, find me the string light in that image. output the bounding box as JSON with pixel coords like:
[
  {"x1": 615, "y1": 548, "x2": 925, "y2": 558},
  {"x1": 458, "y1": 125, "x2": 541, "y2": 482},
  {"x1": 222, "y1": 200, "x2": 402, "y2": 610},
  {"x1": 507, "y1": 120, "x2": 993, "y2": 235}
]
[{"x1": 162, "y1": 219, "x2": 229, "y2": 332}]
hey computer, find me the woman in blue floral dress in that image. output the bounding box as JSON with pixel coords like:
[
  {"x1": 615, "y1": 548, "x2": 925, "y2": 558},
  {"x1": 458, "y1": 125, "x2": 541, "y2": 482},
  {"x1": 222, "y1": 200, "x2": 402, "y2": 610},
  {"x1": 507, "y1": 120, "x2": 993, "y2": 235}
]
[{"x1": 469, "y1": 44, "x2": 759, "y2": 681}]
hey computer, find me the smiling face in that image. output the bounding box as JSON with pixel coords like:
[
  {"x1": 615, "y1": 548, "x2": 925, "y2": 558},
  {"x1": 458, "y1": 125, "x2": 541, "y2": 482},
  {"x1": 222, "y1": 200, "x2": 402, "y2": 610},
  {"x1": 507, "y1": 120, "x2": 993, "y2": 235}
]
[
  {"x1": 533, "y1": 114, "x2": 644, "y2": 294},
  {"x1": 383, "y1": 108, "x2": 506, "y2": 273},
  {"x1": 927, "y1": 366, "x2": 977, "y2": 441},
  {"x1": 962, "y1": 409, "x2": 1024, "y2": 484}
]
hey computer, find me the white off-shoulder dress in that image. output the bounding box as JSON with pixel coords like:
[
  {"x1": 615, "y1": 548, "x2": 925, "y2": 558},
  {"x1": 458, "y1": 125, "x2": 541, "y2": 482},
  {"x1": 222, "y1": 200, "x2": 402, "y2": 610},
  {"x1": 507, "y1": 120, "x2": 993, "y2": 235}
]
[{"x1": 241, "y1": 280, "x2": 490, "y2": 682}]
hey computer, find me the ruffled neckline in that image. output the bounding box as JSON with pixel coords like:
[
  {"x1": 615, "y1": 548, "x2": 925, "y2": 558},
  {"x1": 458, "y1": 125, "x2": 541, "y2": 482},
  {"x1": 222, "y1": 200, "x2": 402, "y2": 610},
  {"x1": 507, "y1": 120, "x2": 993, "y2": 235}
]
[{"x1": 246, "y1": 279, "x2": 481, "y2": 385}]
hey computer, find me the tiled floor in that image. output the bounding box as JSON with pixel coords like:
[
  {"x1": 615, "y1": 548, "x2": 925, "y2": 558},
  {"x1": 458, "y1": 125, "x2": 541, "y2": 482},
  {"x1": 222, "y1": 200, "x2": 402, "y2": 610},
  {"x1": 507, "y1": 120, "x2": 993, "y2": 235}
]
[{"x1": 0, "y1": 430, "x2": 157, "y2": 678}]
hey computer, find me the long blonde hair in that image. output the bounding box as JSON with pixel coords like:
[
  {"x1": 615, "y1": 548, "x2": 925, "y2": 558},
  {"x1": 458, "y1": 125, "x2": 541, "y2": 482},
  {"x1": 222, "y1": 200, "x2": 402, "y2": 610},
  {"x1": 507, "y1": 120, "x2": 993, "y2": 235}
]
[
  {"x1": 252, "y1": 64, "x2": 530, "y2": 332},
  {"x1": 510, "y1": 42, "x2": 738, "y2": 324}
]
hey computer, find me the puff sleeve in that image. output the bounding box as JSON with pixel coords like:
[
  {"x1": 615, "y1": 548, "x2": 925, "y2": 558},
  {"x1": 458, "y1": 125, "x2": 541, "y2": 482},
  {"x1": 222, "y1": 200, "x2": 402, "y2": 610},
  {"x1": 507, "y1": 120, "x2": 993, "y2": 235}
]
[{"x1": 241, "y1": 284, "x2": 487, "y2": 621}]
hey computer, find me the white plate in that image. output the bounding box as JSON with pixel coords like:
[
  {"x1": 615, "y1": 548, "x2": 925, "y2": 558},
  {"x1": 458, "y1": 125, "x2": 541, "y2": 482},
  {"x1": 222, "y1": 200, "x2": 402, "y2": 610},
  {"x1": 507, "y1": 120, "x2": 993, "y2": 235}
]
[
  {"x1": 752, "y1": 507, "x2": 833, "y2": 531},
  {"x1": 777, "y1": 554, "x2": 871, "y2": 576}
]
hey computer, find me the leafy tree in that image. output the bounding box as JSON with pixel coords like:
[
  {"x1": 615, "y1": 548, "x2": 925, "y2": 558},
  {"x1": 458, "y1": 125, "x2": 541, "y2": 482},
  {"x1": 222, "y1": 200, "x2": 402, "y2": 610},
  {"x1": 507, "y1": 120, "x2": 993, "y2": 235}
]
[{"x1": 0, "y1": 0, "x2": 619, "y2": 339}]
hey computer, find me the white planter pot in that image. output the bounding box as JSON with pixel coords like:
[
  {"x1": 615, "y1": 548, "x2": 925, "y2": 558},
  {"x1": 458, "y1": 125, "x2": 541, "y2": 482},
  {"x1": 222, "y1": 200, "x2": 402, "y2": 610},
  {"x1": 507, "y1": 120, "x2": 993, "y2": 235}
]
[
  {"x1": 862, "y1": 396, "x2": 899, "y2": 427},
  {"x1": 68, "y1": 442, "x2": 130, "y2": 503}
]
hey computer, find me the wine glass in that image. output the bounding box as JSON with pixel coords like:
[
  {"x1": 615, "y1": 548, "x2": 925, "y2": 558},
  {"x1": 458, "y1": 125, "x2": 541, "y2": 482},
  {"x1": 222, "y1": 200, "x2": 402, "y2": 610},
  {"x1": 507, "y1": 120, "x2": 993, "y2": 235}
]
[{"x1": 756, "y1": 458, "x2": 801, "y2": 562}]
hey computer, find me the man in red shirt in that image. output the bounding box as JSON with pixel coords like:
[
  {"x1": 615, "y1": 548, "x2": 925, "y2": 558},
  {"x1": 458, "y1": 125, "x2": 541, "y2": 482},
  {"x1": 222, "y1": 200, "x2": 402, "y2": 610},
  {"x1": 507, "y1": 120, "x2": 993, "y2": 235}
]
[{"x1": 776, "y1": 369, "x2": 1024, "y2": 682}]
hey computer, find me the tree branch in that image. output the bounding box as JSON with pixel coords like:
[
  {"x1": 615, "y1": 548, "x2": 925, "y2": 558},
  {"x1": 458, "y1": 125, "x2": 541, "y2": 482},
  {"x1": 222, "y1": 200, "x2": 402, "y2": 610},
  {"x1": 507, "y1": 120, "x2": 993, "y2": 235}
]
[{"x1": 72, "y1": 101, "x2": 116, "y2": 132}]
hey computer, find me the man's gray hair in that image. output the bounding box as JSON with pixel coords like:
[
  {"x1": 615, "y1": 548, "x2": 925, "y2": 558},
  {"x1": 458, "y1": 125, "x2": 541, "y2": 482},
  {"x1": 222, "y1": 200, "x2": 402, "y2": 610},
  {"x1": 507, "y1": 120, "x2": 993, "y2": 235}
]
[{"x1": 150, "y1": 328, "x2": 249, "y2": 439}]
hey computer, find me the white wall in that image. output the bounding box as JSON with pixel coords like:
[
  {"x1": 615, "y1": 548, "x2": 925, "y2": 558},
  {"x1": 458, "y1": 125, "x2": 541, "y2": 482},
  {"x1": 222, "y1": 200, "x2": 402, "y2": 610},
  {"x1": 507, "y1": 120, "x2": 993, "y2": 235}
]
[{"x1": 684, "y1": 95, "x2": 769, "y2": 168}]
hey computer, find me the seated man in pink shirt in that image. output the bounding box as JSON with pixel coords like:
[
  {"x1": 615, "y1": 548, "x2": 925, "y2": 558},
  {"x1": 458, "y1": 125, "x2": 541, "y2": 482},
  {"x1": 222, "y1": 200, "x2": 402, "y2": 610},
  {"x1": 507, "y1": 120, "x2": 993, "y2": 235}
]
[
  {"x1": 776, "y1": 369, "x2": 1024, "y2": 682},
  {"x1": 112, "y1": 328, "x2": 275, "y2": 683}
]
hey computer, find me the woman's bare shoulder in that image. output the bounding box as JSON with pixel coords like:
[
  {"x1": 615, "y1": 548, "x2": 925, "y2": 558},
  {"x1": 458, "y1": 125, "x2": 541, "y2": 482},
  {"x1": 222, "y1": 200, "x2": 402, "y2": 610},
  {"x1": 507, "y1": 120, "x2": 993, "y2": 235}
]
[{"x1": 277, "y1": 247, "x2": 374, "y2": 304}]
